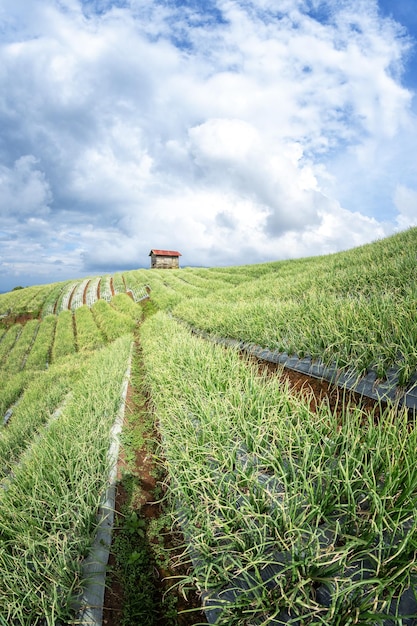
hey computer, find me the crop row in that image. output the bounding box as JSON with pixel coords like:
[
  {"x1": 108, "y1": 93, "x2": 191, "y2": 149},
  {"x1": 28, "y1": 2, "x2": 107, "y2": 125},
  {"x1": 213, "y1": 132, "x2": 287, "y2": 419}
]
[
  {"x1": 0, "y1": 282, "x2": 63, "y2": 317},
  {"x1": 146, "y1": 229, "x2": 417, "y2": 386},
  {"x1": 0, "y1": 274, "x2": 151, "y2": 318},
  {"x1": 0, "y1": 291, "x2": 139, "y2": 623},
  {"x1": 0, "y1": 355, "x2": 84, "y2": 480},
  {"x1": 140, "y1": 311, "x2": 417, "y2": 625},
  {"x1": 0, "y1": 335, "x2": 132, "y2": 624},
  {"x1": 112, "y1": 272, "x2": 126, "y2": 294},
  {"x1": 1, "y1": 227, "x2": 417, "y2": 625},
  {"x1": 86, "y1": 276, "x2": 101, "y2": 307},
  {"x1": 0, "y1": 296, "x2": 139, "y2": 384},
  {"x1": 70, "y1": 278, "x2": 90, "y2": 310}
]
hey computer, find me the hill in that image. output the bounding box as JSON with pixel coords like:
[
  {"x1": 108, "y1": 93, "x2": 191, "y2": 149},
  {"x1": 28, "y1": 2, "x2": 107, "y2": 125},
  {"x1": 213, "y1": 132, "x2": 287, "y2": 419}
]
[{"x1": 1, "y1": 227, "x2": 417, "y2": 624}]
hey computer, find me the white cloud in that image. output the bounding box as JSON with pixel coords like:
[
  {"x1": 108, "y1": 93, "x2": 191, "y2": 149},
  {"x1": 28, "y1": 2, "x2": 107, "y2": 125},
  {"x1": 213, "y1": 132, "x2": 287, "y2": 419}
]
[
  {"x1": 394, "y1": 185, "x2": 417, "y2": 229},
  {"x1": 0, "y1": 0, "x2": 415, "y2": 289},
  {"x1": 0, "y1": 156, "x2": 52, "y2": 221},
  {"x1": 258, "y1": 200, "x2": 387, "y2": 261},
  {"x1": 189, "y1": 119, "x2": 260, "y2": 163}
]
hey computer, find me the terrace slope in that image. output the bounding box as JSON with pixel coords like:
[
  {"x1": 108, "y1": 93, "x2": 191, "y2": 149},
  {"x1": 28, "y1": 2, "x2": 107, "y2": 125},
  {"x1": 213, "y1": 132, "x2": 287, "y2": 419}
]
[
  {"x1": 2, "y1": 228, "x2": 417, "y2": 390},
  {"x1": 140, "y1": 311, "x2": 417, "y2": 625},
  {"x1": 167, "y1": 228, "x2": 417, "y2": 387},
  {"x1": 1, "y1": 228, "x2": 417, "y2": 623}
]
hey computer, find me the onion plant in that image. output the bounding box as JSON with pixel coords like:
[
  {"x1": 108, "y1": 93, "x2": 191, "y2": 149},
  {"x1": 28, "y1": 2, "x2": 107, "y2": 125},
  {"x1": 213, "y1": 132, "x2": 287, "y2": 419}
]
[
  {"x1": 0, "y1": 283, "x2": 57, "y2": 317},
  {"x1": 163, "y1": 228, "x2": 417, "y2": 386},
  {"x1": 51, "y1": 309, "x2": 76, "y2": 362},
  {"x1": 56, "y1": 281, "x2": 79, "y2": 313},
  {"x1": 0, "y1": 354, "x2": 85, "y2": 480},
  {"x1": 111, "y1": 292, "x2": 143, "y2": 320},
  {"x1": 0, "y1": 324, "x2": 22, "y2": 367},
  {"x1": 0, "y1": 371, "x2": 31, "y2": 419},
  {"x1": 140, "y1": 312, "x2": 417, "y2": 625},
  {"x1": 70, "y1": 278, "x2": 90, "y2": 311},
  {"x1": 41, "y1": 281, "x2": 72, "y2": 317},
  {"x1": 85, "y1": 275, "x2": 101, "y2": 307},
  {"x1": 99, "y1": 275, "x2": 113, "y2": 302},
  {"x1": 24, "y1": 314, "x2": 56, "y2": 370},
  {"x1": 74, "y1": 305, "x2": 105, "y2": 352},
  {"x1": 91, "y1": 299, "x2": 136, "y2": 341},
  {"x1": 2, "y1": 321, "x2": 41, "y2": 375},
  {"x1": 0, "y1": 335, "x2": 132, "y2": 624},
  {"x1": 112, "y1": 272, "x2": 126, "y2": 294}
]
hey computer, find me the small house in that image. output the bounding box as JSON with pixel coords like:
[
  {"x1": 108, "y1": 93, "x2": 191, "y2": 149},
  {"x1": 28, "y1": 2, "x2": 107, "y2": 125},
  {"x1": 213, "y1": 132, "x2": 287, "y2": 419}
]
[{"x1": 149, "y1": 249, "x2": 182, "y2": 269}]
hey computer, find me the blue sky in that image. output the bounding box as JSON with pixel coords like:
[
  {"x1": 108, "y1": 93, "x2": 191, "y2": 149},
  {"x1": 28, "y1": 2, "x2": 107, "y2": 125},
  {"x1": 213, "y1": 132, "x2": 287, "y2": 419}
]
[
  {"x1": 0, "y1": 0, "x2": 416, "y2": 292},
  {"x1": 379, "y1": 0, "x2": 417, "y2": 85}
]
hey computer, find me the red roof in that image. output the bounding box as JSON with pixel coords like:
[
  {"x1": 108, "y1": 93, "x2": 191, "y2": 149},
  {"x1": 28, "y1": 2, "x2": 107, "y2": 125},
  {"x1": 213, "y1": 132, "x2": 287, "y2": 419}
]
[{"x1": 149, "y1": 249, "x2": 182, "y2": 257}]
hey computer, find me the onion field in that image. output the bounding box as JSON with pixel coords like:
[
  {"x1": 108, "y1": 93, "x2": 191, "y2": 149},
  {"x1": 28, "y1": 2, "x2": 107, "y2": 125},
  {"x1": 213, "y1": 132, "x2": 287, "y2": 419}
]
[
  {"x1": 0, "y1": 293, "x2": 139, "y2": 624},
  {"x1": 0, "y1": 228, "x2": 417, "y2": 624},
  {"x1": 141, "y1": 313, "x2": 417, "y2": 625}
]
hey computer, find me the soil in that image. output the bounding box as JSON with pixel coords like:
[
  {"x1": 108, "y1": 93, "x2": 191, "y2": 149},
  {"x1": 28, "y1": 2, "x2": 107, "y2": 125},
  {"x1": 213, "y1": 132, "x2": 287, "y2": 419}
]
[
  {"x1": 67, "y1": 284, "x2": 77, "y2": 310},
  {"x1": 0, "y1": 311, "x2": 38, "y2": 327},
  {"x1": 102, "y1": 373, "x2": 207, "y2": 626},
  {"x1": 253, "y1": 356, "x2": 383, "y2": 418},
  {"x1": 83, "y1": 280, "x2": 91, "y2": 306}
]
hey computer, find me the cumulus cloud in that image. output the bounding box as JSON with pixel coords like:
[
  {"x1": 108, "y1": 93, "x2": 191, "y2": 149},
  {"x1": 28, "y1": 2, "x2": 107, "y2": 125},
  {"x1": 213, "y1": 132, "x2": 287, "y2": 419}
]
[
  {"x1": 0, "y1": 0, "x2": 416, "y2": 289},
  {"x1": 0, "y1": 156, "x2": 52, "y2": 222},
  {"x1": 394, "y1": 185, "x2": 417, "y2": 228}
]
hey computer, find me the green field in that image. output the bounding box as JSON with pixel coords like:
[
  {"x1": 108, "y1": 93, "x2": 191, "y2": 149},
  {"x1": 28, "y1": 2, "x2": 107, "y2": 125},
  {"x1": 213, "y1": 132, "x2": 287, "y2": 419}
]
[{"x1": 0, "y1": 227, "x2": 416, "y2": 624}]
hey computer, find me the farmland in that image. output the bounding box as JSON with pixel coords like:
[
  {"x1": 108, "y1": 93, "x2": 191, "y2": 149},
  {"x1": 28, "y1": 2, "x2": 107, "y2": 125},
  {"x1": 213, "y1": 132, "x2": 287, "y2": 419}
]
[{"x1": 0, "y1": 227, "x2": 417, "y2": 624}]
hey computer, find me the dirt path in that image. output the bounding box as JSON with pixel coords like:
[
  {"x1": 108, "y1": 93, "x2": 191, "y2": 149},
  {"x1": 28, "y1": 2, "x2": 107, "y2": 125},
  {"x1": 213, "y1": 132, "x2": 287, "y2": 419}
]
[
  {"x1": 67, "y1": 284, "x2": 77, "y2": 310},
  {"x1": 82, "y1": 280, "x2": 91, "y2": 306},
  {"x1": 103, "y1": 340, "x2": 206, "y2": 626}
]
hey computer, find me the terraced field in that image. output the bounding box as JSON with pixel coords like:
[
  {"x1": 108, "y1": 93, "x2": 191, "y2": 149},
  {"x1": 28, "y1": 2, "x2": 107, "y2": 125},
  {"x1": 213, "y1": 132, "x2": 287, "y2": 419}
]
[{"x1": 0, "y1": 228, "x2": 417, "y2": 625}]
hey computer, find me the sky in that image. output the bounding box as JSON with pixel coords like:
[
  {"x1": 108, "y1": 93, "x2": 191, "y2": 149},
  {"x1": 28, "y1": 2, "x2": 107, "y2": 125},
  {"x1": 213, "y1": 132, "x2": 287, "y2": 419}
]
[{"x1": 0, "y1": 0, "x2": 417, "y2": 292}]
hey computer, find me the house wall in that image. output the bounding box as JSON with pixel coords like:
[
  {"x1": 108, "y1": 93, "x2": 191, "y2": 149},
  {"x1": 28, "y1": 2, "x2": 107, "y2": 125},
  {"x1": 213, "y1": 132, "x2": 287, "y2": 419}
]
[{"x1": 151, "y1": 254, "x2": 179, "y2": 269}]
